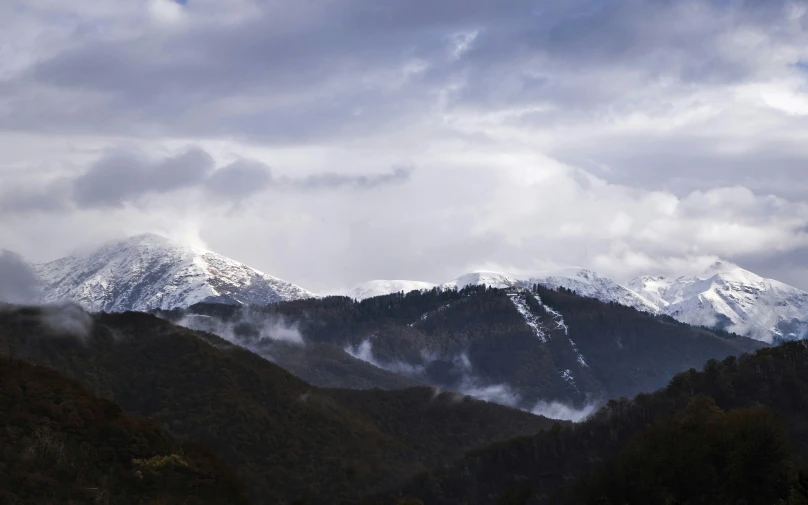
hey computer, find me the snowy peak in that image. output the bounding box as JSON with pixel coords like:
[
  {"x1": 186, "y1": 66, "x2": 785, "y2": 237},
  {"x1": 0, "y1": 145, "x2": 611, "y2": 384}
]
[
  {"x1": 522, "y1": 268, "x2": 659, "y2": 313},
  {"x1": 33, "y1": 234, "x2": 316, "y2": 312},
  {"x1": 345, "y1": 280, "x2": 438, "y2": 301},
  {"x1": 629, "y1": 262, "x2": 808, "y2": 343},
  {"x1": 439, "y1": 268, "x2": 657, "y2": 312},
  {"x1": 342, "y1": 263, "x2": 808, "y2": 343},
  {"x1": 441, "y1": 271, "x2": 519, "y2": 290}
]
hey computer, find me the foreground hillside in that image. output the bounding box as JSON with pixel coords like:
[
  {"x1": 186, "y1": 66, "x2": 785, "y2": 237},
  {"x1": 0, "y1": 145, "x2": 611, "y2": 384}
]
[
  {"x1": 0, "y1": 306, "x2": 555, "y2": 505},
  {"x1": 166, "y1": 285, "x2": 765, "y2": 411},
  {"x1": 0, "y1": 358, "x2": 249, "y2": 505},
  {"x1": 391, "y1": 341, "x2": 808, "y2": 505}
]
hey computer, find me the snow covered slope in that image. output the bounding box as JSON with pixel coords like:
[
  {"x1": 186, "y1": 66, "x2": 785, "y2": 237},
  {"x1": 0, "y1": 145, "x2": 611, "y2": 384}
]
[
  {"x1": 440, "y1": 271, "x2": 519, "y2": 290},
  {"x1": 521, "y1": 268, "x2": 659, "y2": 312},
  {"x1": 33, "y1": 234, "x2": 315, "y2": 312},
  {"x1": 345, "y1": 280, "x2": 437, "y2": 301},
  {"x1": 629, "y1": 261, "x2": 808, "y2": 343},
  {"x1": 439, "y1": 269, "x2": 657, "y2": 312},
  {"x1": 345, "y1": 269, "x2": 657, "y2": 312},
  {"x1": 351, "y1": 264, "x2": 808, "y2": 343}
]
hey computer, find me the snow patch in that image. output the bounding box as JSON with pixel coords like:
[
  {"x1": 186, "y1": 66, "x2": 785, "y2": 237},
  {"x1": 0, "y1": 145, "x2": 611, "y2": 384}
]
[
  {"x1": 343, "y1": 279, "x2": 437, "y2": 300},
  {"x1": 508, "y1": 293, "x2": 547, "y2": 342},
  {"x1": 178, "y1": 309, "x2": 305, "y2": 346}
]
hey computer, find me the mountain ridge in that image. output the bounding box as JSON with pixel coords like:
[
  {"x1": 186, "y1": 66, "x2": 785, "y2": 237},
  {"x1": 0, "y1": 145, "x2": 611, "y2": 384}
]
[
  {"x1": 15, "y1": 234, "x2": 808, "y2": 342},
  {"x1": 346, "y1": 263, "x2": 808, "y2": 343}
]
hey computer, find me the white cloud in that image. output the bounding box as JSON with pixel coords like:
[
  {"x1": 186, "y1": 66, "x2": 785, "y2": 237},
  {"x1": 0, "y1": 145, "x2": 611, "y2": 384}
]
[{"x1": 2, "y1": 0, "x2": 808, "y2": 292}]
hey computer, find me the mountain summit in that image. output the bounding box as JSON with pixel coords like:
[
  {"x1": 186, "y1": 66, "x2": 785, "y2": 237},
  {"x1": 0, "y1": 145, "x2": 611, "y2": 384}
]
[
  {"x1": 629, "y1": 261, "x2": 808, "y2": 343},
  {"x1": 33, "y1": 233, "x2": 315, "y2": 312}
]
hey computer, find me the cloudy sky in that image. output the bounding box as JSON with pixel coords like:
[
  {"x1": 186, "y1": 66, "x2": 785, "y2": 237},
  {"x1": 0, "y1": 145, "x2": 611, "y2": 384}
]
[{"x1": 1, "y1": 0, "x2": 808, "y2": 292}]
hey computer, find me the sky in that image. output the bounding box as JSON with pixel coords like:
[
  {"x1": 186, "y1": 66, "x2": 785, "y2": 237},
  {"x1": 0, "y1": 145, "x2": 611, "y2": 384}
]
[{"x1": 1, "y1": 0, "x2": 808, "y2": 292}]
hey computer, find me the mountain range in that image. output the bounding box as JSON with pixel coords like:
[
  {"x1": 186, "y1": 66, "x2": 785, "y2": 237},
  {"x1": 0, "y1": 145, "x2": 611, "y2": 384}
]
[
  {"x1": 350, "y1": 264, "x2": 808, "y2": 343},
  {"x1": 4, "y1": 285, "x2": 808, "y2": 505},
  {"x1": 5, "y1": 234, "x2": 808, "y2": 504},
  {"x1": 10, "y1": 233, "x2": 808, "y2": 343}
]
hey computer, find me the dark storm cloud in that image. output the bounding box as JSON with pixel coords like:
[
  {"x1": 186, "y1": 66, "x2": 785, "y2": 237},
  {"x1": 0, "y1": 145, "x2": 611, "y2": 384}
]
[
  {"x1": 290, "y1": 166, "x2": 413, "y2": 190},
  {"x1": 204, "y1": 160, "x2": 274, "y2": 199},
  {"x1": 203, "y1": 160, "x2": 414, "y2": 198},
  {"x1": 9, "y1": 0, "x2": 796, "y2": 140},
  {"x1": 0, "y1": 147, "x2": 415, "y2": 212},
  {"x1": 0, "y1": 250, "x2": 40, "y2": 304},
  {"x1": 72, "y1": 147, "x2": 215, "y2": 208},
  {"x1": 550, "y1": 130, "x2": 808, "y2": 201}
]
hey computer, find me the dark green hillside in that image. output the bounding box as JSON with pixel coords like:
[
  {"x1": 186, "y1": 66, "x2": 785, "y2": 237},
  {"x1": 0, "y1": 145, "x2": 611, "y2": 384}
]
[
  {"x1": 263, "y1": 340, "x2": 423, "y2": 389},
  {"x1": 328, "y1": 386, "x2": 561, "y2": 472},
  {"x1": 166, "y1": 285, "x2": 766, "y2": 408},
  {"x1": 0, "y1": 358, "x2": 250, "y2": 505},
  {"x1": 393, "y1": 341, "x2": 808, "y2": 505},
  {"x1": 0, "y1": 306, "x2": 554, "y2": 505},
  {"x1": 532, "y1": 284, "x2": 765, "y2": 400}
]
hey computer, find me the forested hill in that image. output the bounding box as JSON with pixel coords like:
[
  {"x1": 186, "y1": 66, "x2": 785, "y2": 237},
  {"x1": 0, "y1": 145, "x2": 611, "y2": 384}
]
[
  {"x1": 0, "y1": 306, "x2": 556, "y2": 505},
  {"x1": 391, "y1": 340, "x2": 808, "y2": 505},
  {"x1": 163, "y1": 284, "x2": 766, "y2": 409},
  {"x1": 0, "y1": 357, "x2": 250, "y2": 505}
]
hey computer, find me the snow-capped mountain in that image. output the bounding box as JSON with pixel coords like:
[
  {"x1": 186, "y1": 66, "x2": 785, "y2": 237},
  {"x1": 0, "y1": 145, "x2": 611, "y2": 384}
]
[
  {"x1": 345, "y1": 280, "x2": 437, "y2": 301},
  {"x1": 33, "y1": 234, "x2": 315, "y2": 312},
  {"x1": 440, "y1": 271, "x2": 519, "y2": 290},
  {"x1": 438, "y1": 269, "x2": 657, "y2": 312},
  {"x1": 521, "y1": 268, "x2": 659, "y2": 313},
  {"x1": 628, "y1": 261, "x2": 808, "y2": 343},
  {"x1": 346, "y1": 264, "x2": 808, "y2": 343}
]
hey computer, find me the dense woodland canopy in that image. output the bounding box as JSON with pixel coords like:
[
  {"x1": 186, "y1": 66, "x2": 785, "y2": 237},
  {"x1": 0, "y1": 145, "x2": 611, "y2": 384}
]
[
  {"x1": 392, "y1": 341, "x2": 808, "y2": 505},
  {"x1": 0, "y1": 306, "x2": 555, "y2": 505},
  {"x1": 163, "y1": 284, "x2": 764, "y2": 407},
  {"x1": 0, "y1": 358, "x2": 250, "y2": 505},
  {"x1": 0, "y1": 285, "x2": 800, "y2": 505}
]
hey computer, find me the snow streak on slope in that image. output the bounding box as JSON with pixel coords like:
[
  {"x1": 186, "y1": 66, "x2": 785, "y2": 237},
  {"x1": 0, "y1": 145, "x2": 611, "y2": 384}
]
[
  {"x1": 560, "y1": 369, "x2": 579, "y2": 392},
  {"x1": 33, "y1": 234, "x2": 316, "y2": 312},
  {"x1": 345, "y1": 279, "x2": 437, "y2": 300},
  {"x1": 507, "y1": 292, "x2": 546, "y2": 342},
  {"x1": 531, "y1": 292, "x2": 588, "y2": 367},
  {"x1": 629, "y1": 261, "x2": 808, "y2": 343},
  {"x1": 532, "y1": 293, "x2": 568, "y2": 334}
]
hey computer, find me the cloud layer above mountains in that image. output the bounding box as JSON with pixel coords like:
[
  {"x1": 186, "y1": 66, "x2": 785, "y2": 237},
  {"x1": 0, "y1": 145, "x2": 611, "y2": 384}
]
[{"x1": 1, "y1": 0, "x2": 808, "y2": 291}]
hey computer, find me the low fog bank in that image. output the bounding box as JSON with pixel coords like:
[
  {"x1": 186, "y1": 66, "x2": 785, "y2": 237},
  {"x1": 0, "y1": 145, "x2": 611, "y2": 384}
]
[
  {"x1": 344, "y1": 337, "x2": 600, "y2": 422},
  {"x1": 177, "y1": 309, "x2": 304, "y2": 348},
  {"x1": 0, "y1": 301, "x2": 94, "y2": 341}
]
